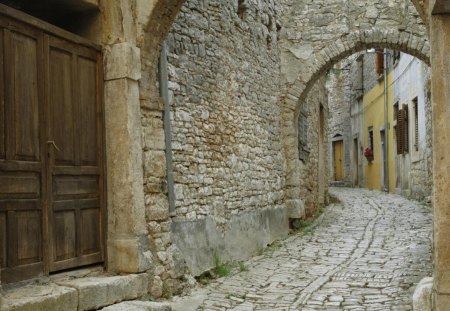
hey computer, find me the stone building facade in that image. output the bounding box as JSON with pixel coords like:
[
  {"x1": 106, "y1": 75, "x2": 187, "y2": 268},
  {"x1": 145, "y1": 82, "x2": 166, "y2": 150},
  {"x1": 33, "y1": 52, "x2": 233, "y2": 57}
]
[
  {"x1": 327, "y1": 60, "x2": 354, "y2": 186},
  {"x1": 328, "y1": 51, "x2": 432, "y2": 201}
]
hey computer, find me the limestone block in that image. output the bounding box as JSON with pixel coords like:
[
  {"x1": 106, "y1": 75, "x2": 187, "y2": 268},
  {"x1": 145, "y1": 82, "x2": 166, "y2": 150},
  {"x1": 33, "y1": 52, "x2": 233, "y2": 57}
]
[
  {"x1": 100, "y1": 301, "x2": 171, "y2": 311},
  {"x1": 2, "y1": 284, "x2": 77, "y2": 311},
  {"x1": 143, "y1": 126, "x2": 166, "y2": 151},
  {"x1": 286, "y1": 199, "x2": 305, "y2": 219},
  {"x1": 150, "y1": 276, "x2": 163, "y2": 298},
  {"x1": 107, "y1": 237, "x2": 153, "y2": 273},
  {"x1": 104, "y1": 42, "x2": 142, "y2": 81},
  {"x1": 146, "y1": 193, "x2": 170, "y2": 221},
  {"x1": 413, "y1": 277, "x2": 433, "y2": 311},
  {"x1": 144, "y1": 150, "x2": 167, "y2": 179},
  {"x1": 57, "y1": 274, "x2": 148, "y2": 311}
]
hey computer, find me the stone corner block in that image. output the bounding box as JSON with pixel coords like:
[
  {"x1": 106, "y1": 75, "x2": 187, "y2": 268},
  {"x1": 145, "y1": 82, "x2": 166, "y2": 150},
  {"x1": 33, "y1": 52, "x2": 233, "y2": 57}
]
[
  {"x1": 413, "y1": 277, "x2": 433, "y2": 311},
  {"x1": 107, "y1": 238, "x2": 153, "y2": 273},
  {"x1": 57, "y1": 274, "x2": 149, "y2": 311},
  {"x1": 100, "y1": 301, "x2": 172, "y2": 311},
  {"x1": 2, "y1": 283, "x2": 77, "y2": 311},
  {"x1": 286, "y1": 199, "x2": 305, "y2": 219},
  {"x1": 104, "y1": 42, "x2": 141, "y2": 81}
]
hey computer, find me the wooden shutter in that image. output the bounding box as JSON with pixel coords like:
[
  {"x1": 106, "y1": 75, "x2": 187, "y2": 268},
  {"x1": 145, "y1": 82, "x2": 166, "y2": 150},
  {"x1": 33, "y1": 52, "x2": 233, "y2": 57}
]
[
  {"x1": 403, "y1": 106, "x2": 409, "y2": 153},
  {"x1": 414, "y1": 102, "x2": 419, "y2": 151},
  {"x1": 376, "y1": 53, "x2": 384, "y2": 75},
  {"x1": 397, "y1": 109, "x2": 404, "y2": 155}
]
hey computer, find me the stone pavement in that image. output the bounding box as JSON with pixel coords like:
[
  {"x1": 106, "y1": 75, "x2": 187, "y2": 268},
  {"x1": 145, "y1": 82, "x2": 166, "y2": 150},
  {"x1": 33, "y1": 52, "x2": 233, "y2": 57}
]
[{"x1": 171, "y1": 188, "x2": 432, "y2": 311}]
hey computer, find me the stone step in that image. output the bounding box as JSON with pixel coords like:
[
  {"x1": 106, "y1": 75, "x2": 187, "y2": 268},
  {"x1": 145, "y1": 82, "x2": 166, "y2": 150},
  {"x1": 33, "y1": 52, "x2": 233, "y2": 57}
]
[
  {"x1": 1, "y1": 273, "x2": 149, "y2": 311},
  {"x1": 99, "y1": 301, "x2": 171, "y2": 311}
]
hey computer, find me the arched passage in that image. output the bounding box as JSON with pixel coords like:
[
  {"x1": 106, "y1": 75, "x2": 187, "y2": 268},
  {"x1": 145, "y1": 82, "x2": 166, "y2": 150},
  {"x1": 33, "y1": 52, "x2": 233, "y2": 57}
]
[{"x1": 281, "y1": 29, "x2": 430, "y2": 213}]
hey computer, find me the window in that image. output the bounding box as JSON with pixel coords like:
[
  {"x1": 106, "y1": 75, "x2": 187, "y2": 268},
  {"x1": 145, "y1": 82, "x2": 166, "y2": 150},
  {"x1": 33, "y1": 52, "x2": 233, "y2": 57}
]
[
  {"x1": 375, "y1": 52, "x2": 384, "y2": 75},
  {"x1": 393, "y1": 101, "x2": 399, "y2": 122},
  {"x1": 393, "y1": 50, "x2": 401, "y2": 66},
  {"x1": 238, "y1": 0, "x2": 249, "y2": 19},
  {"x1": 396, "y1": 104, "x2": 409, "y2": 154},
  {"x1": 368, "y1": 127, "x2": 374, "y2": 150},
  {"x1": 298, "y1": 109, "x2": 308, "y2": 161},
  {"x1": 413, "y1": 97, "x2": 419, "y2": 151}
]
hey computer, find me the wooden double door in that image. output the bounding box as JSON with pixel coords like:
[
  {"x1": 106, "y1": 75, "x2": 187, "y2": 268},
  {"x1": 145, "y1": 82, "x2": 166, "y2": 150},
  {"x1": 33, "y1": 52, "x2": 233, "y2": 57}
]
[
  {"x1": 333, "y1": 140, "x2": 344, "y2": 181},
  {"x1": 0, "y1": 7, "x2": 105, "y2": 283}
]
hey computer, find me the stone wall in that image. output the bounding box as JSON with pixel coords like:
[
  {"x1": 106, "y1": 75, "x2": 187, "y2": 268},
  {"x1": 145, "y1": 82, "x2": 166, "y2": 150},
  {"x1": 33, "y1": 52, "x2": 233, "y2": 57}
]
[
  {"x1": 298, "y1": 77, "x2": 329, "y2": 216},
  {"x1": 142, "y1": 0, "x2": 289, "y2": 279},
  {"x1": 327, "y1": 60, "x2": 354, "y2": 186}
]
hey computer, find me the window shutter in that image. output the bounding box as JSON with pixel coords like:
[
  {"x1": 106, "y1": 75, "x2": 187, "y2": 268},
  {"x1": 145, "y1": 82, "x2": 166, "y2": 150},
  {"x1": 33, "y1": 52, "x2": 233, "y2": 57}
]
[
  {"x1": 414, "y1": 102, "x2": 419, "y2": 151},
  {"x1": 397, "y1": 109, "x2": 404, "y2": 155},
  {"x1": 403, "y1": 107, "x2": 409, "y2": 153},
  {"x1": 376, "y1": 53, "x2": 384, "y2": 75}
]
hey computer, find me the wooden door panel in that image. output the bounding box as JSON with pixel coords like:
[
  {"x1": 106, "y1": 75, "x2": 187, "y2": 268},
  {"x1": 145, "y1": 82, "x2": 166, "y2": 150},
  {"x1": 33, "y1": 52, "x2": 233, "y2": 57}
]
[
  {"x1": 0, "y1": 29, "x2": 4, "y2": 160},
  {"x1": 53, "y1": 210, "x2": 77, "y2": 262},
  {"x1": 8, "y1": 30, "x2": 40, "y2": 161},
  {"x1": 1, "y1": 22, "x2": 44, "y2": 283},
  {"x1": 0, "y1": 173, "x2": 40, "y2": 198},
  {"x1": 15, "y1": 209, "x2": 42, "y2": 265},
  {"x1": 0, "y1": 212, "x2": 6, "y2": 267},
  {"x1": 80, "y1": 207, "x2": 100, "y2": 255},
  {"x1": 78, "y1": 57, "x2": 98, "y2": 166},
  {"x1": 53, "y1": 176, "x2": 99, "y2": 199},
  {"x1": 49, "y1": 47, "x2": 75, "y2": 165},
  {"x1": 1, "y1": 201, "x2": 43, "y2": 283},
  {"x1": 47, "y1": 36, "x2": 104, "y2": 272}
]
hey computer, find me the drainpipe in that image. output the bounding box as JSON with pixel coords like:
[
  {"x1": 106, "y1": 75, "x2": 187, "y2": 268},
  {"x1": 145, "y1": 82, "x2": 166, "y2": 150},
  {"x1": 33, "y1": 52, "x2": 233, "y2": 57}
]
[
  {"x1": 159, "y1": 41, "x2": 176, "y2": 216},
  {"x1": 383, "y1": 49, "x2": 390, "y2": 192}
]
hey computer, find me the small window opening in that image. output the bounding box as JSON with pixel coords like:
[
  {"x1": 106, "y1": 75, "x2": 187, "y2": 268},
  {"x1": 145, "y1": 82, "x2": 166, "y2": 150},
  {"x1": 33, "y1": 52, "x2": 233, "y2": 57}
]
[
  {"x1": 368, "y1": 127, "x2": 374, "y2": 150},
  {"x1": 393, "y1": 102, "x2": 399, "y2": 122},
  {"x1": 266, "y1": 35, "x2": 272, "y2": 50},
  {"x1": 238, "y1": 0, "x2": 249, "y2": 19}
]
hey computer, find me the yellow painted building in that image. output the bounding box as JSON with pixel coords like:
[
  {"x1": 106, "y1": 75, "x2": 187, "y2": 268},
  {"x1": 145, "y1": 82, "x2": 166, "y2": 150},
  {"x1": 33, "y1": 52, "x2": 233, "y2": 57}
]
[{"x1": 363, "y1": 72, "x2": 395, "y2": 192}]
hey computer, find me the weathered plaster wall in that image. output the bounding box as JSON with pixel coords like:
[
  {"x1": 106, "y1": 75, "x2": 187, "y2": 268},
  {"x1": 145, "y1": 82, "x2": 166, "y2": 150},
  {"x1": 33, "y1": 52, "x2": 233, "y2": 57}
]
[{"x1": 392, "y1": 53, "x2": 432, "y2": 200}]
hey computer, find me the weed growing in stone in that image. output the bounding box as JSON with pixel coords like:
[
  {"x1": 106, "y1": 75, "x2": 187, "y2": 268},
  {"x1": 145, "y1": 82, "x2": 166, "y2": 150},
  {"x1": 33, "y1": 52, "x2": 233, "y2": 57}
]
[
  {"x1": 238, "y1": 261, "x2": 248, "y2": 272},
  {"x1": 213, "y1": 253, "x2": 233, "y2": 277}
]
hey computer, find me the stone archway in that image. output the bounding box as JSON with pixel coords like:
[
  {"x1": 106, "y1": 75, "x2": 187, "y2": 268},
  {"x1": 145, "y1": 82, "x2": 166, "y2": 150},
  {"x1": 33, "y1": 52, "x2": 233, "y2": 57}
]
[
  {"x1": 280, "y1": 27, "x2": 430, "y2": 216},
  {"x1": 76, "y1": 0, "x2": 433, "y2": 294}
]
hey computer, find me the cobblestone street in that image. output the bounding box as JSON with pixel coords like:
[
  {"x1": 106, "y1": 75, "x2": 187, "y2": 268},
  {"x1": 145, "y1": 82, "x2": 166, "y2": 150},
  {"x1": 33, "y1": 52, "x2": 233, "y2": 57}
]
[{"x1": 172, "y1": 188, "x2": 432, "y2": 311}]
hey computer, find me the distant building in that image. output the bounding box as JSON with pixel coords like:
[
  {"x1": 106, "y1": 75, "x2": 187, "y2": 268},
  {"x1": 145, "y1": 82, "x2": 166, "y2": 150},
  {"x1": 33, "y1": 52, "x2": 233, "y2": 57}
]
[{"x1": 328, "y1": 51, "x2": 432, "y2": 201}]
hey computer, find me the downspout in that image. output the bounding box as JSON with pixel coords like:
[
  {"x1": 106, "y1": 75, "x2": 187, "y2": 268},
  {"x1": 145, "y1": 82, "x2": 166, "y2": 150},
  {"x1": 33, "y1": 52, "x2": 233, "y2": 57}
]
[
  {"x1": 159, "y1": 42, "x2": 176, "y2": 216},
  {"x1": 383, "y1": 49, "x2": 390, "y2": 192}
]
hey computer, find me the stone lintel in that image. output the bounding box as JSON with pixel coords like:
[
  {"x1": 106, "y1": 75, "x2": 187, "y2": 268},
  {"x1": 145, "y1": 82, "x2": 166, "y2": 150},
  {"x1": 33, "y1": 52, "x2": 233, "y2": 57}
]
[{"x1": 104, "y1": 42, "x2": 142, "y2": 81}]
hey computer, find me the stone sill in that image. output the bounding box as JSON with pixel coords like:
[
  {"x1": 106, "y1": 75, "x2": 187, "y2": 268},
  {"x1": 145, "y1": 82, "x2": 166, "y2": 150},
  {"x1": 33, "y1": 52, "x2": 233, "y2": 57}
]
[{"x1": 1, "y1": 272, "x2": 152, "y2": 311}]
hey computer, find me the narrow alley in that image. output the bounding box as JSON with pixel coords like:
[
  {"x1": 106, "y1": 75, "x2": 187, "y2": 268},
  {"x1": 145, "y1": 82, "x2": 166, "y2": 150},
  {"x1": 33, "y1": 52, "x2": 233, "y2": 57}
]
[{"x1": 172, "y1": 188, "x2": 432, "y2": 311}]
